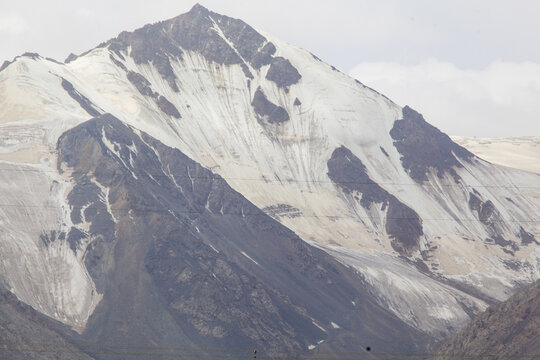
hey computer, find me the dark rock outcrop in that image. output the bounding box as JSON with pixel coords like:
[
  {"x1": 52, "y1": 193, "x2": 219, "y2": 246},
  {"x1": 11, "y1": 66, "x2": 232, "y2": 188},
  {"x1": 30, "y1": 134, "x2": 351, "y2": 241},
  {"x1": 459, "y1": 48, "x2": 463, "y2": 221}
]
[
  {"x1": 126, "y1": 71, "x2": 154, "y2": 97},
  {"x1": 156, "y1": 95, "x2": 181, "y2": 118},
  {"x1": 64, "y1": 53, "x2": 78, "y2": 63},
  {"x1": 520, "y1": 227, "x2": 538, "y2": 245},
  {"x1": 108, "y1": 54, "x2": 127, "y2": 71},
  {"x1": 390, "y1": 106, "x2": 474, "y2": 182},
  {"x1": 251, "y1": 87, "x2": 289, "y2": 124},
  {"x1": 21, "y1": 52, "x2": 40, "y2": 60},
  {"x1": 468, "y1": 191, "x2": 519, "y2": 253},
  {"x1": 39, "y1": 230, "x2": 66, "y2": 247},
  {"x1": 60, "y1": 78, "x2": 101, "y2": 117},
  {"x1": 250, "y1": 42, "x2": 277, "y2": 69},
  {"x1": 126, "y1": 71, "x2": 181, "y2": 118},
  {"x1": 327, "y1": 146, "x2": 423, "y2": 256},
  {"x1": 468, "y1": 192, "x2": 496, "y2": 224},
  {"x1": 437, "y1": 280, "x2": 540, "y2": 359},
  {"x1": 0, "y1": 60, "x2": 12, "y2": 72},
  {"x1": 266, "y1": 57, "x2": 302, "y2": 89},
  {"x1": 104, "y1": 4, "x2": 281, "y2": 90}
]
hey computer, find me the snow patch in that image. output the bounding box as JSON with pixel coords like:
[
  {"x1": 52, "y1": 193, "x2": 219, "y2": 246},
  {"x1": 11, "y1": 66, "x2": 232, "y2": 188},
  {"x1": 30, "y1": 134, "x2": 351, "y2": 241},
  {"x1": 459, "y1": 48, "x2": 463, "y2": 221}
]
[
  {"x1": 311, "y1": 320, "x2": 326, "y2": 332},
  {"x1": 208, "y1": 242, "x2": 219, "y2": 253},
  {"x1": 241, "y1": 251, "x2": 259, "y2": 265}
]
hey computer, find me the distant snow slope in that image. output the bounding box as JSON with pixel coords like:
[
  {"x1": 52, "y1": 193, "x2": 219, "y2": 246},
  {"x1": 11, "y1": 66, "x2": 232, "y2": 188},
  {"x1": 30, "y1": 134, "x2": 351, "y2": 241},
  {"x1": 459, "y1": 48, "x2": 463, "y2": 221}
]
[
  {"x1": 0, "y1": 4, "x2": 539, "y2": 339},
  {"x1": 452, "y1": 136, "x2": 540, "y2": 174}
]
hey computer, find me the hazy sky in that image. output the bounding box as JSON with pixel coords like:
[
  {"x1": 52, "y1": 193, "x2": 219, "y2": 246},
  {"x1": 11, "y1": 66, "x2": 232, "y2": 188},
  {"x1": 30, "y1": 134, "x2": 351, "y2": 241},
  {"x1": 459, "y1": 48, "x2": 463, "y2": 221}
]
[{"x1": 1, "y1": 0, "x2": 539, "y2": 136}]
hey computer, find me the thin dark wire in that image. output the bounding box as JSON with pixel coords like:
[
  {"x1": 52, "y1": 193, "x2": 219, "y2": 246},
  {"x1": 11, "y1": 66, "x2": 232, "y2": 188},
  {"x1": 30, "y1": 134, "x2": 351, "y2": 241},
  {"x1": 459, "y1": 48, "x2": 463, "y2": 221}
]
[
  {"x1": 0, "y1": 202, "x2": 538, "y2": 225},
  {"x1": 0, "y1": 166, "x2": 539, "y2": 189}
]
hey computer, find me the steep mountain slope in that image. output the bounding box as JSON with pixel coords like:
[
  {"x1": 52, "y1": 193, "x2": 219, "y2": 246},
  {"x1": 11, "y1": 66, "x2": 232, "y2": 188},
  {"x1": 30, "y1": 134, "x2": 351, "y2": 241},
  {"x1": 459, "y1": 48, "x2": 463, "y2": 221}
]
[
  {"x1": 0, "y1": 3, "x2": 539, "y2": 346},
  {"x1": 60, "y1": 114, "x2": 429, "y2": 355},
  {"x1": 1, "y1": 112, "x2": 431, "y2": 358},
  {"x1": 452, "y1": 136, "x2": 540, "y2": 174},
  {"x1": 437, "y1": 280, "x2": 540, "y2": 359}
]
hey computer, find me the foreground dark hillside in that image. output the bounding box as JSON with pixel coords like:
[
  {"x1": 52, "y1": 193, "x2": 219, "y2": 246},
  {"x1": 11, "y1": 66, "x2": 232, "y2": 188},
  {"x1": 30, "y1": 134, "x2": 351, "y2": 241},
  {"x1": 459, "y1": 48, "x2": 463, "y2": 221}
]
[{"x1": 437, "y1": 280, "x2": 540, "y2": 359}]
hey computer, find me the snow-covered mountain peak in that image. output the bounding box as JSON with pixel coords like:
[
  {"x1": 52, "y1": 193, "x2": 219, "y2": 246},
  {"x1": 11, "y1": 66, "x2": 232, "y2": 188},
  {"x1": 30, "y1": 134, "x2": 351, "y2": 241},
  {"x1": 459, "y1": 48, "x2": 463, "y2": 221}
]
[{"x1": 0, "y1": 5, "x2": 539, "y2": 343}]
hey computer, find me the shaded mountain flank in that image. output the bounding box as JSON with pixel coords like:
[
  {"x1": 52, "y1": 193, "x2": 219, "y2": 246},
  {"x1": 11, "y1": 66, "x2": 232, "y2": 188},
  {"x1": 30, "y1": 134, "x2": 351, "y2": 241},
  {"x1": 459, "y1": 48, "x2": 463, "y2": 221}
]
[
  {"x1": 50, "y1": 114, "x2": 432, "y2": 358},
  {"x1": 437, "y1": 280, "x2": 540, "y2": 359}
]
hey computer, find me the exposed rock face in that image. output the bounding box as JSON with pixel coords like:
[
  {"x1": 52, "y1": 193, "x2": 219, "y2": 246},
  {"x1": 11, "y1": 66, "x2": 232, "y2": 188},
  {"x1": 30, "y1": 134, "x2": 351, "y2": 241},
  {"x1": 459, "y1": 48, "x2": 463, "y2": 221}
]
[
  {"x1": 250, "y1": 42, "x2": 277, "y2": 69},
  {"x1": 468, "y1": 192, "x2": 496, "y2": 224},
  {"x1": 266, "y1": 57, "x2": 302, "y2": 89},
  {"x1": 64, "y1": 53, "x2": 78, "y2": 63},
  {"x1": 108, "y1": 54, "x2": 127, "y2": 70},
  {"x1": 108, "y1": 24, "x2": 182, "y2": 91},
  {"x1": 54, "y1": 114, "x2": 429, "y2": 356},
  {"x1": 65, "y1": 178, "x2": 115, "y2": 293},
  {"x1": 468, "y1": 191, "x2": 518, "y2": 254},
  {"x1": 100, "y1": 4, "x2": 302, "y2": 88},
  {"x1": 126, "y1": 71, "x2": 154, "y2": 97},
  {"x1": 437, "y1": 280, "x2": 540, "y2": 359},
  {"x1": 126, "y1": 71, "x2": 181, "y2": 118},
  {"x1": 327, "y1": 146, "x2": 423, "y2": 256},
  {"x1": 520, "y1": 227, "x2": 538, "y2": 245},
  {"x1": 390, "y1": 106, "x2": 474, "y2": 182},
  {"x1": 251, "y1": 87, "x2": 290, "y2": 124},
  {"x1": 104, "y1": 4, "x2": 285, "y2": 88},
  {"x1": 156, "y1": 95, "x2": 181, "y2": 118},
  {"x1": 60, "y1": 78, "x2": 101, "y2": 117},
  {"x1": 0, "y1": 60, "x2": 12, "y2": 72}
]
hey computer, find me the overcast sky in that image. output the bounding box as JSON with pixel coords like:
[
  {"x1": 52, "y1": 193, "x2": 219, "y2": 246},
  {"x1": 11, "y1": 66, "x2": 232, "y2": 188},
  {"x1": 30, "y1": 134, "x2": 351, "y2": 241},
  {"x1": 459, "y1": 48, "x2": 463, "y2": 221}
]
[{"x1": 1, "y1": 0, "x2": 539, "y2": 137}]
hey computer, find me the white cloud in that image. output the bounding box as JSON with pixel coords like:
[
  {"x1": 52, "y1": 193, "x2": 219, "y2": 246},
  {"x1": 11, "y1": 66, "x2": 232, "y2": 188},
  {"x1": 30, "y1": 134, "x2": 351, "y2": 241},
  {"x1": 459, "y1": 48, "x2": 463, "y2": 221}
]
[
  {"x1": 350, "y1": 59, "x2": 540, "y2": 137},
  {"x1": 0, "y1": 13, "x2": 28, "y2": 34}
]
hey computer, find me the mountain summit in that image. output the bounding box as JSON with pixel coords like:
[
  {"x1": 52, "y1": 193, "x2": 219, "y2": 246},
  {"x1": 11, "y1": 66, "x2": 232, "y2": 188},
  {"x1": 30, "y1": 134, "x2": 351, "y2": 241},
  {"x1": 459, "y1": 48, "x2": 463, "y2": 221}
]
[{"x1": 0, "y1": 4, "x2": 539, "y2": 358}]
